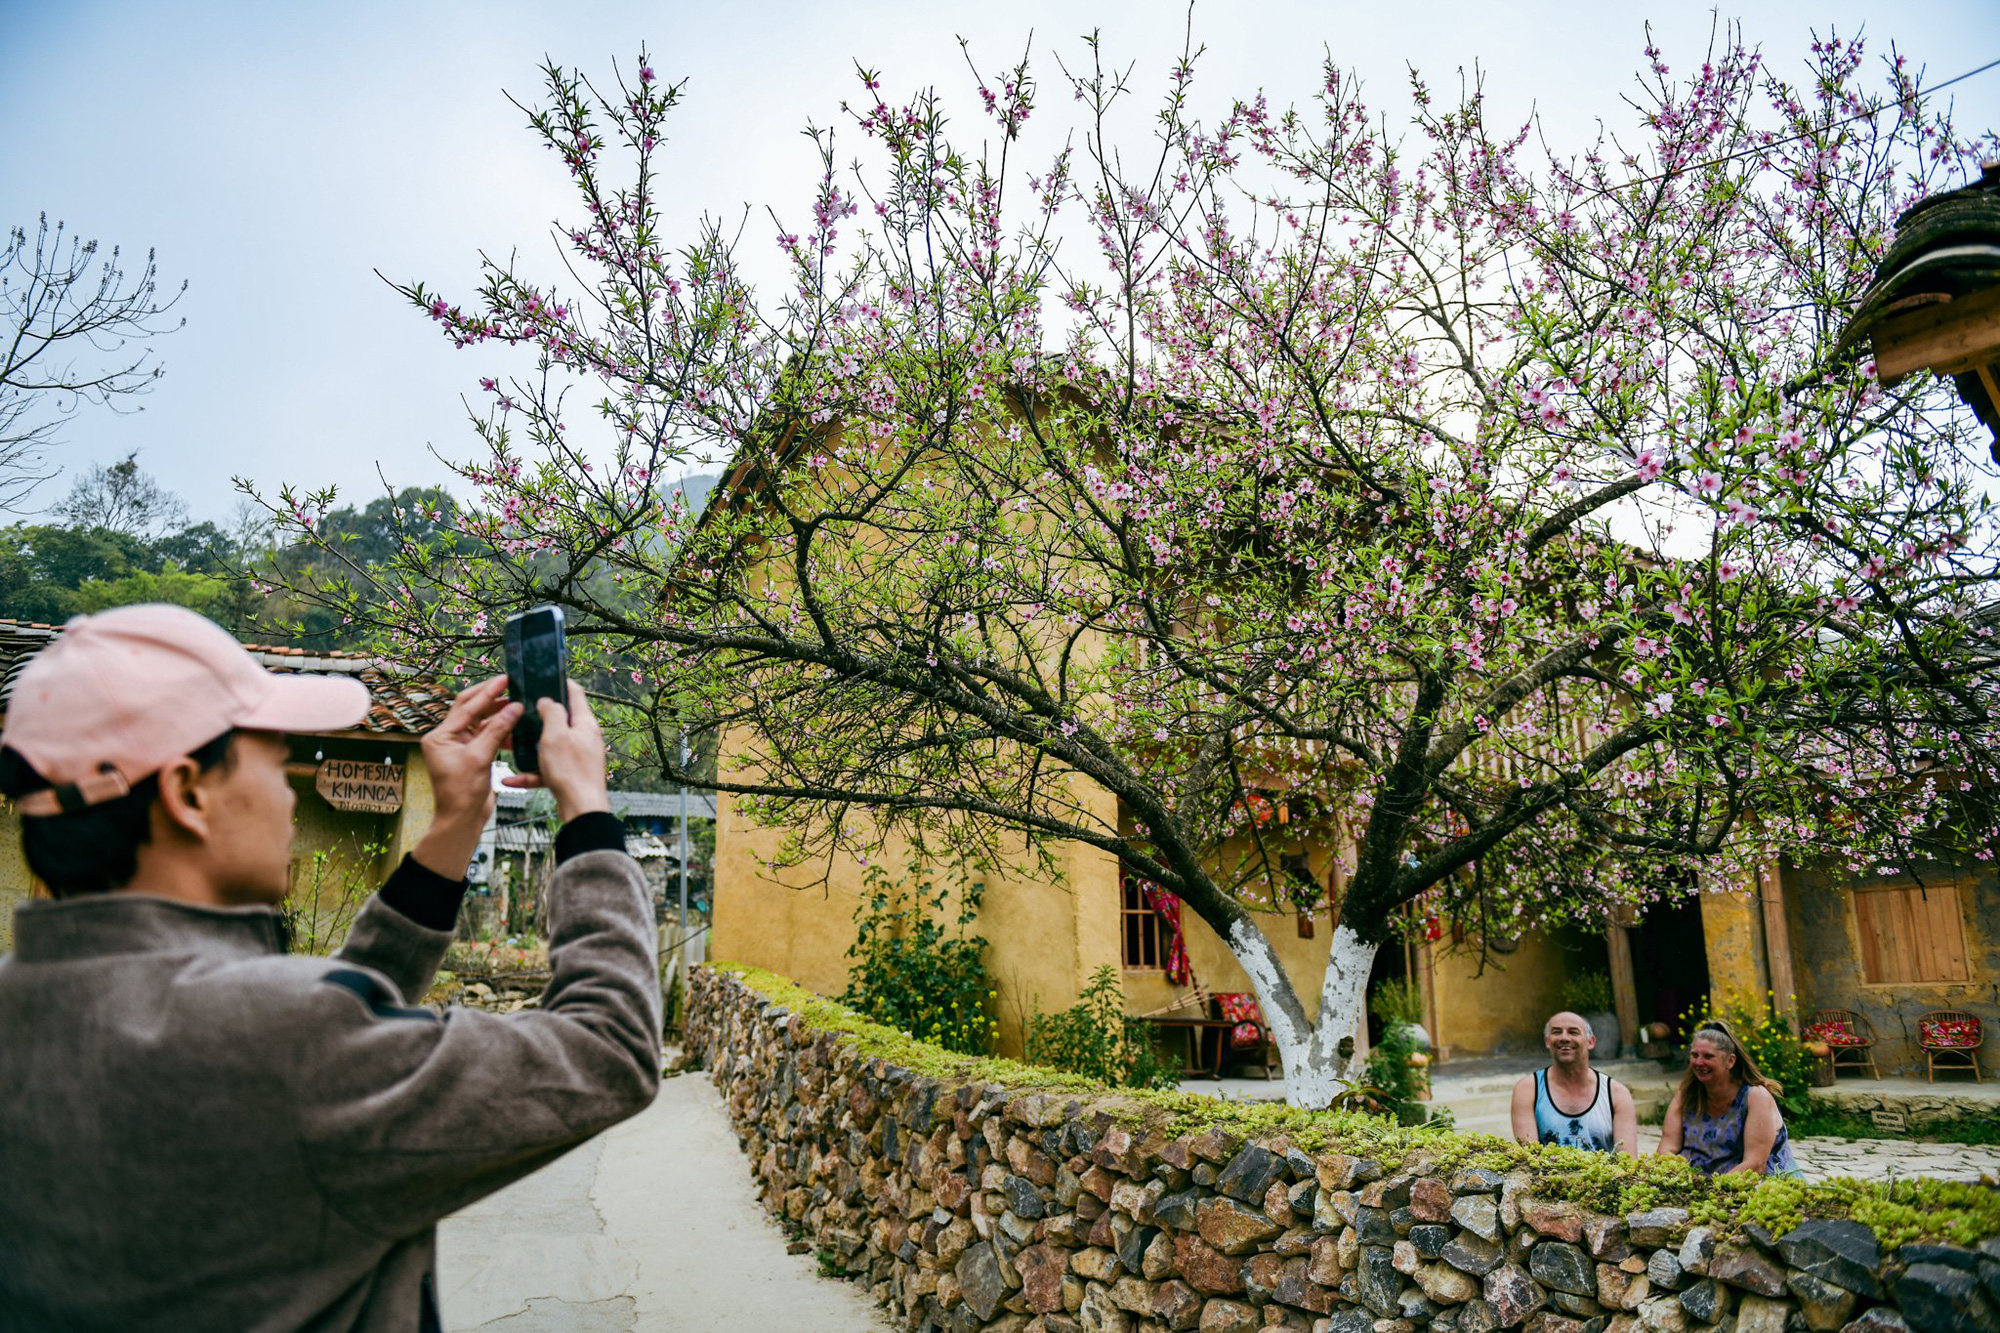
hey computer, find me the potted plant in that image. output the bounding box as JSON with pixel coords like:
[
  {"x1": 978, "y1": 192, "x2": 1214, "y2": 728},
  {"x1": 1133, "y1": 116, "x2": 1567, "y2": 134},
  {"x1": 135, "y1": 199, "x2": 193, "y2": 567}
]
[
  {"x1": 1370, "y1": 977, "x2": 1429, "y2": 1053},
  {"x1": 1804, "y1": 1038, "x2": 1837, "y2": 1086},
  {"x1": 1407, "y1": 1048, "x2": 1432, "y2": 1100},
  {"x1": 1559, "y1": 971, "x2": 1621, "y2": 1060}
]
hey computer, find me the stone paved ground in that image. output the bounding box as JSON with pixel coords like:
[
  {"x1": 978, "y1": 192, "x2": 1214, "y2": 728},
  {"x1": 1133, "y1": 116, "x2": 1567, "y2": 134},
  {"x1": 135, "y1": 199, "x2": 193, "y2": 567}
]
[
  {"x1": 1759, "y1": 1132, "x2": 2000, "y2": 1183},
  {"x1": 436, "y1": 1070, "x2": 893, "y2": 1331},
  {"x1": 1615, "y1": 1125, "x2": 2000, "y2": 1182}
]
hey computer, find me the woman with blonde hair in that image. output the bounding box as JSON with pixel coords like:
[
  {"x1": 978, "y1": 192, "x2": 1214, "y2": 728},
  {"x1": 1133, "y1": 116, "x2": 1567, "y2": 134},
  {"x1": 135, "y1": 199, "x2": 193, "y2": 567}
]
[{"x1": 1656, "y1": 1020, "x2": 1798, "y2": 1175}]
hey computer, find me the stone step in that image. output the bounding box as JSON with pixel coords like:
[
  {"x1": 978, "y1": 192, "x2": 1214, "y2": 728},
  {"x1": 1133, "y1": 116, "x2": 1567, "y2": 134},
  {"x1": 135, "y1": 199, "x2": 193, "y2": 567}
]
[
  {"x1": 1446, "y1": 1111, "x2": 1516, "y2": 1138},
  {"x1": 1432, "y1": 1082, "x2": 1675, "y2": 1109},
  {"x1": 1428, "y1": 1068, "x2": 1673, "y2": 1133},
  {"x1": 1435, "y1": 1090, "x2": 1517, "y2": 1120},
  {"x1": 1428, "y1": 1060, "x2": 1674, "y2": 1099},
  {"x1": 1446, "y1": 1108, "x2": 1671, "y2": 1141}
]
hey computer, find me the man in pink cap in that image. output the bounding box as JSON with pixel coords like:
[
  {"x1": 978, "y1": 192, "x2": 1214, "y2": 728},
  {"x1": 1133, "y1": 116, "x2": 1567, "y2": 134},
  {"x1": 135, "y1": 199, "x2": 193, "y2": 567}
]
[{"x1": 0, "y1": 604, "x2": 659, "y2": 1330}]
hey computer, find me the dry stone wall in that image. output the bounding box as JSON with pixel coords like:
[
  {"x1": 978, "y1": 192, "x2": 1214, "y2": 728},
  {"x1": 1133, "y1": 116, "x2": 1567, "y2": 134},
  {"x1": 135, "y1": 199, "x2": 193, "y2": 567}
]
[{"x1": 689, "y1": 967, "x2": 1999, "y2": 1333}]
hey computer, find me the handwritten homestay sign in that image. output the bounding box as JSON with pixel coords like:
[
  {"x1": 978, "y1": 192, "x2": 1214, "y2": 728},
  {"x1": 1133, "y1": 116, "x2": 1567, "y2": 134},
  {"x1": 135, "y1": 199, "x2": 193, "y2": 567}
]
[{"x1": 315, "y1": 759, "x2": 405, "y2": 814}]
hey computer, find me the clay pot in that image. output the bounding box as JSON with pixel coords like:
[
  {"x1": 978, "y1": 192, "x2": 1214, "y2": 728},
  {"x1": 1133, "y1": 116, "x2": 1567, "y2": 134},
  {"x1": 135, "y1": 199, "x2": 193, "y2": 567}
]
[
  {"x1": 1388, "y1": 1021, "x2": 1431, "y2": 1052},
  {"x1": 1585, "y1": 1011, "x2": 1622, "y2": 1061}
]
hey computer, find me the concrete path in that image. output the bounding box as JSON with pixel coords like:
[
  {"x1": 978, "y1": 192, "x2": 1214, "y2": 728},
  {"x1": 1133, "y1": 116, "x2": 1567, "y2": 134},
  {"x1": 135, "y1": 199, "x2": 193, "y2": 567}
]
[{"x1": 436, "y1": 1071, "x2": 894, "y2": 1331}]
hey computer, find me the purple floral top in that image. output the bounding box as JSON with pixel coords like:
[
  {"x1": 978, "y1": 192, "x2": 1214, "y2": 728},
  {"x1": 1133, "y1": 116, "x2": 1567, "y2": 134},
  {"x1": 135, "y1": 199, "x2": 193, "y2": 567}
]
[{"x1": 1678, "y1": 1082, "x2": 1795, "y2": 1176}]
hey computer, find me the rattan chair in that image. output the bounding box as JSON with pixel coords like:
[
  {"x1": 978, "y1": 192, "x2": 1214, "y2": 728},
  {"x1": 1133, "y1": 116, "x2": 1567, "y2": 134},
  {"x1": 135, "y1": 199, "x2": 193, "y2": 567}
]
[
  {"x1": 1212, "y1": 993, "x2": 1282, "y2": 1080},
  {"x1": 1917, "y1": 1009, "x2": 1984, "y2": 1083},
  {"x1": 1803, "y1": 1008, "x2": 1881, "y2": 1080}
]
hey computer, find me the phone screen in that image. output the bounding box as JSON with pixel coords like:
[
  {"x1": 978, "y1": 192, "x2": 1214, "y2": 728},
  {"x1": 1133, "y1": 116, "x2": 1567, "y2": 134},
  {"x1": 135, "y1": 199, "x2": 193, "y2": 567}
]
[
  {"x1": 504, "y1": 606, "x2": 567, "y2": 772},
  {"x1": 521, "y1": 617, "x2": 563, "y2": 704}
]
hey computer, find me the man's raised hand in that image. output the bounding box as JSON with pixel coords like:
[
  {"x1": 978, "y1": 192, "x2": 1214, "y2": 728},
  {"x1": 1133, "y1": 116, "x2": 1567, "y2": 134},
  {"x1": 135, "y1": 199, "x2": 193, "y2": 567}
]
[
  {"x1": 501, "y1": 681, "x2": 610, "y2": 824},
  {"x1": 412, "y1": 676, "x2": 520, "y2": 881}
]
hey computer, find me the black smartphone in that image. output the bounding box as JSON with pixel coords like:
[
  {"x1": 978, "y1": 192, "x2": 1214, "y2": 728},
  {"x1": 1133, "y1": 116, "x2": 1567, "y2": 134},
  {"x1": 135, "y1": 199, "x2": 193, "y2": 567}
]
[{"x1": 502, "y1": 605, "x2": 568, "y2": 774}]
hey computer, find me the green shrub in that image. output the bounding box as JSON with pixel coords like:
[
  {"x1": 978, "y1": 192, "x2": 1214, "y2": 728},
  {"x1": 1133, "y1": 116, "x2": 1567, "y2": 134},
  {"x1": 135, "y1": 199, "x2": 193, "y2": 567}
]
[
  {"x1": 1369, "y1": 977, "x2": 1424, "y2": 1027},
  {"x1": 1786, "y1": 1107, "x2": 2000, "y2": 1147},
  {"x1": 1559, "y1": 971, "x2": 1615, "y2": 1014},
  {"x1": 282, "y1": 836, "x2": 386, "y2": 955},
  {"x1": 663, "y1": 967, "x2": 686, "y2": 1035},
  {"x1": 1363, "y1": 1021, "x2": 1431, "y2": 1125},
  {"x1": 1026, "y1": 966, "x2": 1177, "y2": 1090},
  {"x1": 841, "y1": 857, "x2": 997, "y2": 1056}
]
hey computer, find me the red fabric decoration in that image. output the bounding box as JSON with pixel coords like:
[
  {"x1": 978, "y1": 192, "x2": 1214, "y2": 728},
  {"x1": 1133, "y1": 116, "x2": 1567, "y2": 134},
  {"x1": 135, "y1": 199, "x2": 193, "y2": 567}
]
[
  {"x1": 1140, "y1": 880, "x2": 1195, "y2": 987},
  {"x1": 1214, "y1": 992, "x2": 1265, "y2": 1050},
  {"x1": 1919, "y1": 1017, "x2": 1982, "y2": 1049},
  {"x1": 1238, "y1": 792, "x2": 1276, "y2": 825},
  {"x1": 1805, "y1": 1019, "x2": 1868, "y2": 1047}
]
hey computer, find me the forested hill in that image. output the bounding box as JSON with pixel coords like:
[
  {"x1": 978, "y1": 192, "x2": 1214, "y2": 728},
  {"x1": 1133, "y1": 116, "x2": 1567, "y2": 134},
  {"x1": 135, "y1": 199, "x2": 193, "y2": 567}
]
[{"x1": 0, "y1": 468, "x2": 721, "y2": 635}]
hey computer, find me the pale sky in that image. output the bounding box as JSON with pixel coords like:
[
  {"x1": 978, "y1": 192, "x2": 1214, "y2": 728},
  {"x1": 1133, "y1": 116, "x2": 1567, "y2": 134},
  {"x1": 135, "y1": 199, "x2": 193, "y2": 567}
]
[{"x1": 4, "y1": 0, "x2": 1997, "y2": 523}]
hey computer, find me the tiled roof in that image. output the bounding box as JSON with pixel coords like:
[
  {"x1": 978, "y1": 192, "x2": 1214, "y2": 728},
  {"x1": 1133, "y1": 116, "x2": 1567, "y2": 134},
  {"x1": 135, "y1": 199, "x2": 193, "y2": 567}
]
[
  {"x1": 0, "y1": 621, "x2": 61, "y2": 714},
  {"x1": 0, "y1": 618, "x2": 450, "y2": 738}
]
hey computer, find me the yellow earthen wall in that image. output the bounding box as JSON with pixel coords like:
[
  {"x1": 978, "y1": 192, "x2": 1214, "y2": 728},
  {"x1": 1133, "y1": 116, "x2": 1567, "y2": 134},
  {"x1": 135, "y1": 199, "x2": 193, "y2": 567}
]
[
  {"x1": 1781, "y1": 862, "x2": 1998, "y2": 1076},
  {"x1": 1698, "y1": 880, "x2": 1767, "y2": 1004},
  {"x1": 284, "y1": 773, "x2": 398, "y2": 949},
  {"x1": 0, "y1": 809, "x2": 34, "y2": 950},
  {"x1": 1428, "y1": 929, "x2": 1574, "y2": 1058},
  {"x1": 385, "y1": 754, "x2": 436, "y2": 869},
  {"x1": 710, "y1": 766, "x2": 1119, "y2": 1057},
  {"x1": 716, "y1": 779, "x2": 1586, "y2": 1062}
]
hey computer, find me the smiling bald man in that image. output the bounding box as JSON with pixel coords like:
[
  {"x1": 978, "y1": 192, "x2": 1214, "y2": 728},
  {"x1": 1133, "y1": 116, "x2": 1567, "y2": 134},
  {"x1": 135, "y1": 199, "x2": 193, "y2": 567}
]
[{"x1": 1510, "y1": 1010, "x2": 1639, "y2": 1155}]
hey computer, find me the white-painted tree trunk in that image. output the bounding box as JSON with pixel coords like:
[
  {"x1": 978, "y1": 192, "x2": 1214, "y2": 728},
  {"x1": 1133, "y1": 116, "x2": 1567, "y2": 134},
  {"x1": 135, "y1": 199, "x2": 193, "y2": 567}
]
[{"x1": 1227, "y1": 918, "x2": 1381, "y2": 1109}]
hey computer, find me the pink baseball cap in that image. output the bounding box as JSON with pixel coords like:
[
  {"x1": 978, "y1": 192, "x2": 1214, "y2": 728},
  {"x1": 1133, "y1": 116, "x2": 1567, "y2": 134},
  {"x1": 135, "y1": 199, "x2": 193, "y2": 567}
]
[{"x1": 3, "y1": 604, "x2": 369, "y2": 816}]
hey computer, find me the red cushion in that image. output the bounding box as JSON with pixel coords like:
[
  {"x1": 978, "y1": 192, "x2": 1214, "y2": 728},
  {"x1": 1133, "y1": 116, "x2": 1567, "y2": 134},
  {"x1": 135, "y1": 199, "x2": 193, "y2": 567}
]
[
  {"x1": 1806, "y1": 1019, "x2": 1868, "y2": 1047},
  {"x1": 1214, "y1": 993, "x2": 1265, "y2": 1050},
  {"x1": 1919, "y1": 1017, "x2": 1982, "y2": 1049}
]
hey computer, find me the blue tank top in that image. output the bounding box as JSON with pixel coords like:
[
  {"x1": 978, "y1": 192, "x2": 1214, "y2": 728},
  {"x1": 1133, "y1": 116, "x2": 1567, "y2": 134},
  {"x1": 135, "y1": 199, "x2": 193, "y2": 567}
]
[{"x1": 1534, "y1": 1068, "x2": 1616, "y2": 1152}]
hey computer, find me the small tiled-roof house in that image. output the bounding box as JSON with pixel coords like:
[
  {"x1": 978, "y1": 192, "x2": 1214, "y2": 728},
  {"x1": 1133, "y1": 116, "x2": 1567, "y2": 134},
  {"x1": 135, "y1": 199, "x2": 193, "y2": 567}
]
[
  {"x1": 480, "y1": 786, "x2": 717, "y2": 935},
  {"x1": 0, "y1": 619, "x2": 452, "y2": 952}
]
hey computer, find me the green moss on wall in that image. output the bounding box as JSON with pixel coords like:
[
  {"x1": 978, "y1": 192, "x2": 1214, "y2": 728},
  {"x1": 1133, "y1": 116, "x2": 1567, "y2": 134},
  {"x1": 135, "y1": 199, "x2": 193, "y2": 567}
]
[{"x1": 710, "y1": 963, "x2": 2000, "y2": 1249}]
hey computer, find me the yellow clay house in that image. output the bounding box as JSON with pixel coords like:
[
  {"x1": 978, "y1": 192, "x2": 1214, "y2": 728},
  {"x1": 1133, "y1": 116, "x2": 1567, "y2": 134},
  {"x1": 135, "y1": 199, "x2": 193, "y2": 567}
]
[{"x1": 693, "y1": 418, "x2": 1997, "y2": 1079}]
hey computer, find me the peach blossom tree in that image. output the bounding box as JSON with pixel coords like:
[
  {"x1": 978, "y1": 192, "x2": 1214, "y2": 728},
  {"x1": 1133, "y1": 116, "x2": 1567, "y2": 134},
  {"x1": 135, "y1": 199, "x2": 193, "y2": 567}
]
[{"x1": 261, "y1": 31, "x2": 2000, "y2": 1104}]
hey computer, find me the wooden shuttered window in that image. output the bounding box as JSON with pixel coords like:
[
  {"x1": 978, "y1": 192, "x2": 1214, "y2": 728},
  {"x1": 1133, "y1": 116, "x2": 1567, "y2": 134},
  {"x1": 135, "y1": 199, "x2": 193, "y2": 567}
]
[
  {"x1": 1121, "y1": 873, "x2": 1164, "y2": 970},
  {"x1": 1851, "y1": 882, "x2": 1971, "y2": 985}
]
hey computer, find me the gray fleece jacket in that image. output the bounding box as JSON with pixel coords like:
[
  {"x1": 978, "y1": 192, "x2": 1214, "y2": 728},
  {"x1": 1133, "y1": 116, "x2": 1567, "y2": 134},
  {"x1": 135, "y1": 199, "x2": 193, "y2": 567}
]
[{"x1": 0, "y1": 839, "x2": 660, "y2": 1331}]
